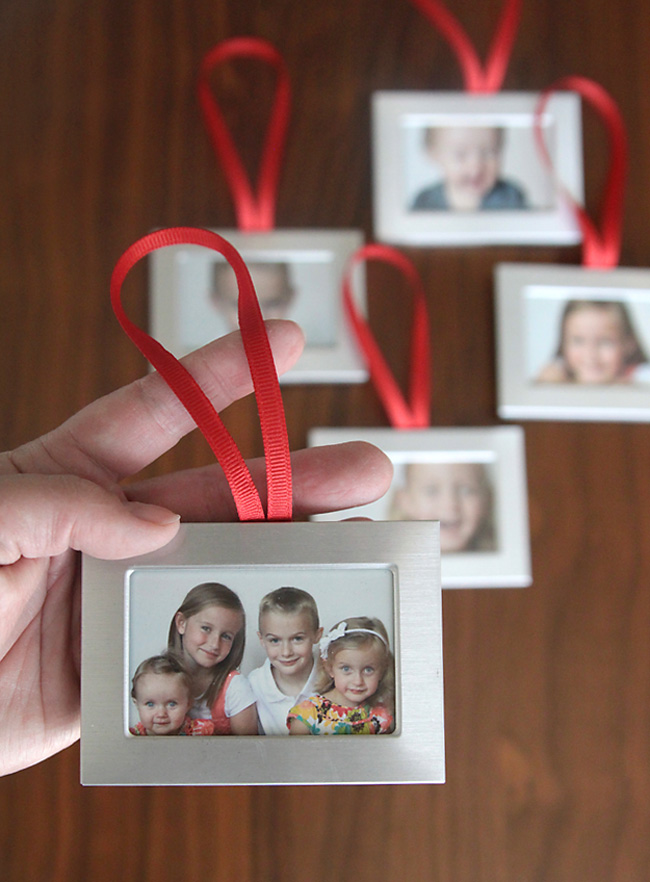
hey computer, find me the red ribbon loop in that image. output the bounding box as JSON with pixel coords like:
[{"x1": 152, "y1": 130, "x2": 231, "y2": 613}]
[
  {"x1": 343, "y1": 245, "x2": 431, "y2": 429},
  {"x1": 198, "y1": 38, "x2": 291, "y2": 232},
  {"x1": 534, "y1": 77, "x2": 628, "y2": 270},
  {"x1": 111, "y1": 227, "x2": 292, "y2": 522},
  {"x1": 408, "y1": 0, "x2": 522, "y2": 93}
]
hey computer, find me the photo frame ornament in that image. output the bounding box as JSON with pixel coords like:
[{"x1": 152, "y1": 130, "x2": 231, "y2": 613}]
[
  {"x1": 496, "y1": 263, "x2": 650, "y2": 422},
  {"x1": 372, "y1": 0, "x2": 582, "y2": 246},
  {"x1": 156, "y1": 37, "x2": 367, "y2": 383},
  {"x1": 310, "y1": 426, "x2": 531, "y2": 589},
  {"x1": 81, "y1": 520, "x2": 445, "y2": 786}
]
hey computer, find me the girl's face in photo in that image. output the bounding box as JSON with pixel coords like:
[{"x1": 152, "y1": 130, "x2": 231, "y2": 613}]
[
  {"x1": 133, "y1": 673, "x2": 192, "y2": 735},
  {"x1": 175, "y1": 605, "x2": 243, "y2": 670},
  {"x1": 395, "y1": 462, "x2": 488, "y2": 553},
  {"x1": 562, "y1": 307, "x2": 630, "y2": 384},
  {"x1": 258, "y1": 610, "x2": 322, "y2": 681},
  {"x1": 326, "y1": 646, "x2": 385, "y2": 707}
]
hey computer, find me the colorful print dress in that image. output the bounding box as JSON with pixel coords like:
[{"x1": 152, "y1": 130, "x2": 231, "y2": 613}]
[
  {"x1": 287, "y1": 694, "x2": 394, "y2": 735},
  {"x1": 129, "y1": 717, "x2": 214, "y2": 736}
]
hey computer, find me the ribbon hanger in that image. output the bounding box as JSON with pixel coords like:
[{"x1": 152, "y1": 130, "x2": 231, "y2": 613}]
[
  {"x1": 343, "y1": 244, "x2": 431, "y2": 429},
  {"x1": 111, "y1": 227, "x2": 293, "y2": 522},
  {"x1": 197, "y1": 37, "x2": 291, "y2": 232},
  {"x1": 408, "y1": 0, "x2": 523, "y2": 93},
  {"x1": 534, "y1": 78, "x2": 628, "y2": 269}
]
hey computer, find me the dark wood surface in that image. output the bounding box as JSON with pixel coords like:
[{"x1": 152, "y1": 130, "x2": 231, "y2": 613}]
[{"x1": 2, "y1": 1, "x2": 650, "y2": 879}]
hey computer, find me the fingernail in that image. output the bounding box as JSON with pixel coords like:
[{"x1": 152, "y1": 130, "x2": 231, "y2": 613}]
[{"x1": 127, "y1": 502, "x2": 181, "y2": 526}]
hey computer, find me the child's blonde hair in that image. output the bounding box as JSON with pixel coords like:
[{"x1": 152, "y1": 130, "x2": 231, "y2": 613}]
[
  {"x1": 131, "y1": 654, "x2": 192, "y2": 701},
  {"x1": 316, "y1": 616, "x2": 395, "y2": 713},
  {"x1": 168, "y1": 582, "x2": 245, "y2": 709},
  {"x1": 258, "y1": 586, "x2": 320, "y2": 632}
]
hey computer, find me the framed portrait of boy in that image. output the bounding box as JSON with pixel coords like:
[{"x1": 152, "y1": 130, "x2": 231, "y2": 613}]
[
  {"x1": 81, "y1": 521, "x2": 445, "y2": 786},
  {"x1": 496, "y1": 263, "x2": 650, "y2": 421},
  {"x1": 309, "y1": 426, "x2": 531, "y2": 589},
  {"x1": 149, "y1": 229, "x2": 367, "y2": 384},
  {"x1": 372, "y1": 91, "x2": 583, "y2": 246}
]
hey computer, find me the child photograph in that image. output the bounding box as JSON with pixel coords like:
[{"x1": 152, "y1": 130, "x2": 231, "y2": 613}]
[
  {"x1": 309, "y1": 426, "x2": 531, "y2": 589},
  {"x1": 148, "y1": 230, "x2": 368, "y2": 382},
  {"x1": 388, "y1": 461, "x2": 497, "y2": 554},
  {"x1": 529, "y1": 294, "x2": 650, "y2": 386},
  {"x1": 496, "y1": 264, "x2": 650, "y2": 422},
  {"x1": 127, "y1": 566, "x2": 396, "y2": 738},
  {"x1": 372, "y1": 91, "x2": 583, "y2": 246},
  {"x1": 408, "y1": 124, "x2": 532, "y2": 213}
]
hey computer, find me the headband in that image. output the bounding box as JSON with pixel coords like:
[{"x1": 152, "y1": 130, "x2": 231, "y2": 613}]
[{"x1": 319, "y1": 621, "x2": 389, "y2": 659}]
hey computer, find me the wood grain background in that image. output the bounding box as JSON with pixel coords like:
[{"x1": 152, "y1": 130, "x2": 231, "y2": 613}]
[{"x1": 2, "y1": 1, "x2": 650, "y2": 879}]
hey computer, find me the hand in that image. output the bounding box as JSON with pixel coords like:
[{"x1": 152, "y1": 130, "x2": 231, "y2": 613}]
[{"x1": 0, "y1": 321, "x2": 392, "y2": 776}]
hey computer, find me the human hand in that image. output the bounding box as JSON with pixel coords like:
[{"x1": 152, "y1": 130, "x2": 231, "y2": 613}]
[{"x1": 0, "y1": 321, "x2": 392, "y2": 776}]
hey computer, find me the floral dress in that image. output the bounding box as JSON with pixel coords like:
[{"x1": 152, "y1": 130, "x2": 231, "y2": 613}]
[{"x1": 287, "y1": 694, "x2": 394, "y2": 735}]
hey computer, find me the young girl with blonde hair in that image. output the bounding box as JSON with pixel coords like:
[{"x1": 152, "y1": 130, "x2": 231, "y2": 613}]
[{"x1": 287, "y1": 616, "x2": 395, "y2": 735}]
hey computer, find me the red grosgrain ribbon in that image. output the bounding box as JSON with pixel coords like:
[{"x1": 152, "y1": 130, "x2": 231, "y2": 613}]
[
  {"x1": 534, "y1": 77, "x2": 628, "y2": 270},
  {"x1": 111, "y1": 227, "x2": 292, "y2": 522},
  {"x1": 197, "y1": 38, "x2": 291, "y2": 232},
  {"x1": 408, "y1": 0, "x2": 522, "y2": 93},
  {"x1": 343, "y1": 245, "x2": 431, "y2": 429}
]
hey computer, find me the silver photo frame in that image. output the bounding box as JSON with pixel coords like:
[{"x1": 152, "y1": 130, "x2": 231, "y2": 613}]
[
  {"x1": 309, "y1": 427, "x2": 531, "y2": 589},
  {"x1": 496, "y1": 263, "x2": 650, "y2": 422},
  {"x1": 372, "y1": 91, "x2": 583, "y2": 246},
  {"x1": 81, "y1": 521, "x2": 444, "y2": 786},
  {"x1": 149, "y1": 229, "x2": 367, "y2": 384}
]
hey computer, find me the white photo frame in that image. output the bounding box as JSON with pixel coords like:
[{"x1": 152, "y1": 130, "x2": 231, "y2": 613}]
[
  {"x1": 309, "y1": 426, "x2": 531, "y2": 589},
  {"x1": 496, "y1": 263, "x2": 650, "y2": 421},
  {"x1": 149, "y1": 229, "x2": 367, "y2": 384},
  {"x1": 81, "y1": 521, "x2": 444, "y2": 786},
  {"x1": 372, "y1": 91, "x2": 583, "y2": 246}
]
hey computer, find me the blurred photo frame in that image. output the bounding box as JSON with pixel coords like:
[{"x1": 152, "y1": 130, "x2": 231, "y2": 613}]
[
  {"x1": 81, "y1": 521, "x2": 445, "y2": 786},
  {"x1": 496, "y1": 263, "x2": 650, "y2": 421},
  {"x1": 309, "y1": 427, "x2": 531, "y2": 589},
  {"x1": 149, "y1": 229, "x2": 368, "y2": 384},
  {"x1": 372, "y1": 91, "x2": 584, "y2": 246}
]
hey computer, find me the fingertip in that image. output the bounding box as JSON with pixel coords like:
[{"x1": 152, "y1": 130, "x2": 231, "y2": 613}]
[
  {"x1": 264, "y1": 319, "x2": 305, "y2": 373},
  {"x1": 125, "y1": 502, "x2": 181, "y2": 526}
]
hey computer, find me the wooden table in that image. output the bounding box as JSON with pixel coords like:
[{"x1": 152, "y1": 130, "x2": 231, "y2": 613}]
[{"x1": 2, "y1": 1, "x2": 650, "y2": 879}]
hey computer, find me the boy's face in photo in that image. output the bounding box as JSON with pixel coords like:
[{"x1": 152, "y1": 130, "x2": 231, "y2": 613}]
[
  {"x1": 394, "y1": 462, "x2": 489, "y2": 553},
  {"x1": 210, "y1": 262, "x2": 295, "y2": 330},
  {"x1": 562, "y1": 306, "x2": 630, "y2": 384},
  {"x1": 258, "y1": 610, "x2": 323, "y2": 681},
  {"x1": 133, "y1": 673, "x2": 192, "y2": 735},
  {"x1": 428, "y1": 126, "x2": 502, "y2": 210}
]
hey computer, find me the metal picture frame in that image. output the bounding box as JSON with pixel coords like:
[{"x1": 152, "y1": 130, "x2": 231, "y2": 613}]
[{"x1": 81, "y1": 521, "x2": 444, "y2": 786}]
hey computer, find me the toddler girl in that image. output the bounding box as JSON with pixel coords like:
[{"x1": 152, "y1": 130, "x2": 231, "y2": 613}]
[
  {"x1": 129, "y1": 654, "x2": 214, "y2": 736},
  {"x1": 168, "y1": 582, "x2": 257, "y2": 735},
  {"x1": 537, "y1": 299, "x2": 650, "y2": 385},
  {"x1": 287, "y1": 617, "x2": 395, "y2": 735}
]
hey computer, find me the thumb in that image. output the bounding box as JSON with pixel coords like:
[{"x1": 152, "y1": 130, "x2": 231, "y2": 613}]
[{"x1": 0, "y1": 474, "x2": 181, "y2": 564}]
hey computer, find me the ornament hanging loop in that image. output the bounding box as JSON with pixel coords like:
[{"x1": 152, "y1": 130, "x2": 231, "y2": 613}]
[
  {"x1": 198, "y1": 38, "x2": 291, "y2": 232},
  {"x1": 343, "y1": 244, "x2": 431, "y2": 430},
  {"x1": 408, "y1": 0, "x2": 522, "y2": 93},
  {"x1": 534, "y1": 77, "x2": 628, "y2": 270}
]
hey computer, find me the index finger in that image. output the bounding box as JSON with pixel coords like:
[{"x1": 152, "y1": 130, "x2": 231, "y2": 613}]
[{"x1": 2, "y1": 321, "x2": 304, "y2": 487}]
